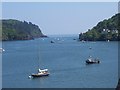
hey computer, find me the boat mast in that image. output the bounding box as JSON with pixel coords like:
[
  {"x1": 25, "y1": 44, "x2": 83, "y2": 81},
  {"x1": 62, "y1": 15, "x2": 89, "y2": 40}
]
[
  {"x1": 38, "y1": 39, "x2": 44, "y2": 70},
  {"x1": 37, "y1": 39, "x2": 40, "y2": 69}
]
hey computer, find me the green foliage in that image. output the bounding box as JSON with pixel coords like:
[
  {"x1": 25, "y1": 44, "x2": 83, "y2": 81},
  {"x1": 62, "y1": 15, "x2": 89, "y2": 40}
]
[
  {"x1": 2, "y1": 19, "x2": 47, "y2": 41},
  {"x1": 79, "y1": 13, "x2": 119, "y2": 41}
]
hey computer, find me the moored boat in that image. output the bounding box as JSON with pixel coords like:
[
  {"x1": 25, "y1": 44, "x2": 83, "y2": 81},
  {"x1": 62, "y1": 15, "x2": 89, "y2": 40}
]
[
  {"x1": 50, "y1": 40, "x2": 55, "y2": 43},
  {"x1": 30, "y1": 69, "x2": 50, "y2": 78},
  {"x1": 86, "y1": 56, "x2": 100, "y2": 64},
  {"x1": 29, "y1": 40, "x2": 50, "y2": 79},
  {"x1": 0, "y1": 48, "x2": 5, "y2": 53}
]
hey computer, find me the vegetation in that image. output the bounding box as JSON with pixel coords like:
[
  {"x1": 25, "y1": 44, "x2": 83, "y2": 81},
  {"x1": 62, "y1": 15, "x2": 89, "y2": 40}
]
[
  {"x1": 79, "y1": 13, "x2": 119, "y2": 41},
  {"x1": 1, "y1": 19, "x2": 47, "y2": 41}
]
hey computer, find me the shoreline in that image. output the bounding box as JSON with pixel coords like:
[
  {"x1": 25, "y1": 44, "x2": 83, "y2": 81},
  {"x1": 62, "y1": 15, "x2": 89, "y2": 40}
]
[{"x1": 2, "y1": 36, "x2": 48, "y2": 41}]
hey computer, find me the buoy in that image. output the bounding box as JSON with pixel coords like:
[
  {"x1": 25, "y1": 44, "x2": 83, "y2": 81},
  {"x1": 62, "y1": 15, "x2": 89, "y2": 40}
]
[{"x1": 89, "y1": 47, "x2": 92, "y2": 49}]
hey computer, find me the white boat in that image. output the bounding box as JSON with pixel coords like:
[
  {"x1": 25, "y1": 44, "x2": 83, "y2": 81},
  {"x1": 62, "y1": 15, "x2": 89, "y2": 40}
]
[
  {"x1": 31, "y1": 69, "x2": 49, "y2": 78},
  {"x1": 86, "y1": 56, "x2": 100, "y2": 64},
  {"x1": 86, "y1": 47, "x2": 100, "y2": 64},
  {"x1": 81, "y1": 40, "x2": 85, "y2": 43},
  {"x1": 0, "y1": 48, "x2": 5, "y2": 53}
]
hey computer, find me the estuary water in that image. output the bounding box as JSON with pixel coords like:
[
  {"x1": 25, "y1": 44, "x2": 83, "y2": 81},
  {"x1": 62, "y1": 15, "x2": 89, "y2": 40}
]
[{"x1": 2, "y1": 35, "x2": 118, "y2": 88}]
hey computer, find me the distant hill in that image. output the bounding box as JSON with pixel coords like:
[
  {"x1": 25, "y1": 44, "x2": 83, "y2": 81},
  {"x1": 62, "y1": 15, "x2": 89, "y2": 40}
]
[
  {"x1": 1, "y1": 19, "x2": 47, "y2": 41},
  {"x1": 79, "y1": 13, "x2": 119, "y2": 41}
]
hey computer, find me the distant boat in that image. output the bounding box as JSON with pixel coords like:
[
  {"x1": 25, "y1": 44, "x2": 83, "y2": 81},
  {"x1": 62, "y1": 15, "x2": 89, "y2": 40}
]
[
  {"x1": 50, "y1": 40, "x2": 55, "y2": 43},
  {"x1": 0, "y1": 48, "x2": 5, "y2": 53},
  {"x1": 89, "y1": 47, "x2": 92, "y2": 49},
  {"x1": 86, "y1": 47, "x2": 100, "y2": 64},
  {"x1": 81, "y1": 40, "x2": 85, "y2": 43},
  {"x1": 30, "y1": 69, "x2": 49, "y2": 78},
  {"x1": 86, "y1": 56, "x2": 100, "y2": 64},
  {"x1": 42, "y1": 38, "x2": 44, "y2": 41}
]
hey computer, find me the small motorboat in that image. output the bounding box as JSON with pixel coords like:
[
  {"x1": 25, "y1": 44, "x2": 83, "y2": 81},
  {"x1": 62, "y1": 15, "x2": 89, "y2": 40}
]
[
  {"x1": 50, "y1": 40, "x2": 55, "y2": 43},
  {"x1": 86, "y1": 56, "x2": 100, "y2": 64},
  {"x1": 0, "y1": 48, "x2": 5, "y2": 53},
  {"x1": 81, "y1": 40, "x2": 85, "y2": 43},
  {"x1": 29, "y1": 69, "x2": 50, "y2": 78}
]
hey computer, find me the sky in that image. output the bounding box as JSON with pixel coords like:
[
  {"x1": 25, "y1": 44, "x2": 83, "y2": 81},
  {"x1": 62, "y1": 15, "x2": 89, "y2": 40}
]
[
  {"x1": 1, "y1": 0, "x2": 119, "y2": 2},
  {"x1": 2, "y1": 2, "x2": 118, "y2": 35}
]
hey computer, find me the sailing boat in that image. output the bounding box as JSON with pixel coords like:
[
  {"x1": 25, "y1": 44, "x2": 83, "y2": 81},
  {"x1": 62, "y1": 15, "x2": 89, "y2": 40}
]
[
  {"x1": 29, "y1": 40, "x2": 50, "y2": 78},
  {"x1": 31, "y1": 68, "x2": 49, "y2": 78},
  {"x1": 86, "y1": 47, "x2": 100, "y2": 64}
]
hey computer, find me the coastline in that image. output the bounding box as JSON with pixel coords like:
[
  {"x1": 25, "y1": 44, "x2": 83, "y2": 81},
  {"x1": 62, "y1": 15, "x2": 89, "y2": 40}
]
[{"x1": 2, "y1": 35, "x2": 47, "y2": 41}]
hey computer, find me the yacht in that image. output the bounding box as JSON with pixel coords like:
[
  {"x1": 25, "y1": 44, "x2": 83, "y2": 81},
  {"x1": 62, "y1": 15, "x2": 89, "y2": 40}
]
[{"x1": 30, "y1": 69, "x2": 49, "y2": 78}]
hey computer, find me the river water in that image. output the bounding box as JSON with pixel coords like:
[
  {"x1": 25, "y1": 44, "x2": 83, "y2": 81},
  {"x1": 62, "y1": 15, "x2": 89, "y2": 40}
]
[{"x1": 2, "y1": 35, "x2": 118, "y2": 88}]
